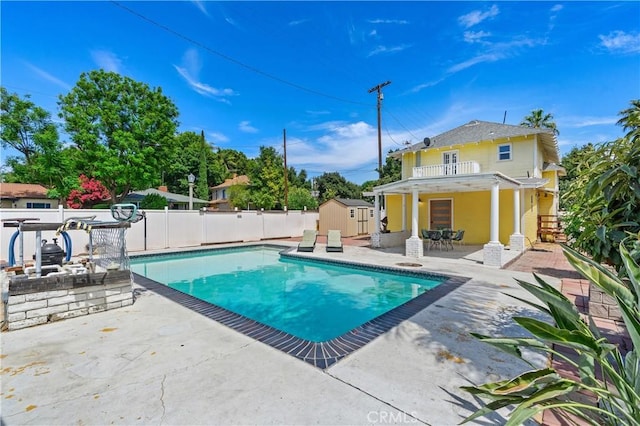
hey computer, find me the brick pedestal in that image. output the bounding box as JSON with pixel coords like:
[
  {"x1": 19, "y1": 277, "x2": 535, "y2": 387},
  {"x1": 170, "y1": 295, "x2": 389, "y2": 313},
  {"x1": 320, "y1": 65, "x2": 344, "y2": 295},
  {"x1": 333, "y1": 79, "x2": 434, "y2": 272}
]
[
  {"x1": 509, "y1": 233, "x2": 526, "y2": 252},
  {"x1": 405, "y1": 236, "x2": 423, "y2": 258},
  {"x1": 483, "y1": 242, "x2": 504, "y2": 267}
]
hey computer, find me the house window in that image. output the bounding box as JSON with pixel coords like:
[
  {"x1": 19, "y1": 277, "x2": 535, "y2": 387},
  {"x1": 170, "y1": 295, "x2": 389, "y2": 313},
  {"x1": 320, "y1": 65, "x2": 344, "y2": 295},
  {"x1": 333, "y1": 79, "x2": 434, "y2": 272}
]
[
  {"x1": 498, "y1": 143, "x2": 512, "y2": 161},
  {"x1": 26, "y1": 202, "x2": 51, "y2": 208},
  {"x1": 350, "y1": 209, "x2": 355, "y2": 218},
  {"x1": 370, "y1": 209, "x2": 374, "y2": 218},
  {"x1": 222, "y1": 189, "x2": 226, "y2": 199}
]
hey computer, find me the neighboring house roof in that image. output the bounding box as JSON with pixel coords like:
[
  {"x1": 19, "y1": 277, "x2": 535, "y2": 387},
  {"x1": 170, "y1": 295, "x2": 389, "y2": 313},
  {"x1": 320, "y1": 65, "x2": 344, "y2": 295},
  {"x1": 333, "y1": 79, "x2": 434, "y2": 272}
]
[
  {"x1": 210, "y1": 174, "x2": 250, "y2": 190},
  {"x1": 323, "y1": 198, "x2": 373, "y2": 208},
  {"x1": 124, "y1": 188, "x2": 209, "y2": 204},
  {"x1": 393, "y1": 120, "x2": 560, "y2": 164},
  {"x1": 0, "y1": 183, "x2": 52, "y2": 200}
]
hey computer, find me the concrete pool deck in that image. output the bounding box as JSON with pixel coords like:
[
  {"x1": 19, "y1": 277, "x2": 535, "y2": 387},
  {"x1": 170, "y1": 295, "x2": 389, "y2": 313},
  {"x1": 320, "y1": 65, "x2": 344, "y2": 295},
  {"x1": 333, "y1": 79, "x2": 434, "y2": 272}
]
[{"x1": 1, "y1": 241, "x2": 558, "y2": 425}]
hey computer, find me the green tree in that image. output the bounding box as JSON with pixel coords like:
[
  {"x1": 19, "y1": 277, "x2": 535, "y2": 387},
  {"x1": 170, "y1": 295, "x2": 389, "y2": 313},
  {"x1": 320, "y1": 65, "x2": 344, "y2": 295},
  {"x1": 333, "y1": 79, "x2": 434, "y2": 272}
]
[
  {"x1": 216, "y1": 148, "x2": 249, "y2": 178},
  {"x1": 558, "y1": 143, "x2": 596, "y2": 209},
  {"x1": 196, "y1": 130, "x2": 209, "y2": 200},
  {"x1": 140, "y1": 193, "x2": 168, "y2": 209},
  {"x1": 287, "y1": 186, "x2": 318, "y2": 210},
  {"x1": 315, "y1": 172, "x2": 362, "y2": 203},
  {"x1": 227, "y1": 183, "x2": 251, "y2": 210},
  {"x1": 563, "y1": 102, "x2": 640, "y2": 271},
  {"x1": 617, "y1": 99, "x2": 640, "y2": 140},
  {"x1": 248, "y1": 146, "x2": 284, "y2": 209},
  {"x1": 58, "y1": 70, "x2": 179, "y2": 203},
  {"x1": 520, "y1": 108, "x2": 560, "y2": 135},
  {"x1": 0, "y1": 87, "x2": 58, "y2": 164}
]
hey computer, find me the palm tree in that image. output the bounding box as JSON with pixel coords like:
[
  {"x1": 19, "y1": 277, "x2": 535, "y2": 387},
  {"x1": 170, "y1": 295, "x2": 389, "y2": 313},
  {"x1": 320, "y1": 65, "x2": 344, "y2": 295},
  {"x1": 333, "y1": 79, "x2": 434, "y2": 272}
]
[
  {"x1": 616, "y1": 99, "x2": 640, "y2": 141},
  {"x1": 520, "y1": 109, "x2": 559, "y2": 135}
]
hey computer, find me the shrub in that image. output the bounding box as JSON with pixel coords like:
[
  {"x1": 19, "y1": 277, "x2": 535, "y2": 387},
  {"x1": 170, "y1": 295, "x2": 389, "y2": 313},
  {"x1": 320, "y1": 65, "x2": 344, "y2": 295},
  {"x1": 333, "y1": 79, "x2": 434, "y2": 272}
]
[{"x1": 461, "y1": 238, "x2": 639, "y2": 425}]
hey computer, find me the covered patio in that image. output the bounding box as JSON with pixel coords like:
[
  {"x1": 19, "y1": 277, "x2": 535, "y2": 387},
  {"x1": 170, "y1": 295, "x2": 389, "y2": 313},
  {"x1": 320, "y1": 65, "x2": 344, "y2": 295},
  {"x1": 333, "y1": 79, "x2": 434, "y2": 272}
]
[{"x1": 370, "y1": 172, "x2": 532, "y2": 267}]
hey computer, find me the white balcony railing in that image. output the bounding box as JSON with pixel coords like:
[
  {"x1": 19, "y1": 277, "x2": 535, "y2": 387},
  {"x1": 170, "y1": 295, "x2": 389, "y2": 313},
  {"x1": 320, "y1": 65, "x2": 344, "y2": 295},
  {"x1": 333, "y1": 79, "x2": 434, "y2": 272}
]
[{"x1": 412, "y1": 161, "x2": 481, "y2": 178}]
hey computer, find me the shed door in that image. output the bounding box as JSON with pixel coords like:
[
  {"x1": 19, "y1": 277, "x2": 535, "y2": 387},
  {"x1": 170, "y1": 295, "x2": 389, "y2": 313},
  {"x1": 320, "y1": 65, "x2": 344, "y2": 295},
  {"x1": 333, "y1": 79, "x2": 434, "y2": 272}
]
[
  {"x1": 357, "y1": 208, "x2": 369, "y2": 235},
  {"x1": 430, "y1": 199, "x2": 452, "y2": 229}
]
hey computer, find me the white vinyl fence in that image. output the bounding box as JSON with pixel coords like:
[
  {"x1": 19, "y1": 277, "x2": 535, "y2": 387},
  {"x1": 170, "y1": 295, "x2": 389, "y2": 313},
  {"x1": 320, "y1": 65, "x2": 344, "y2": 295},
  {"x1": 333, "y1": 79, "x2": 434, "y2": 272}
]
[{"x1": 0, "y1": 207, "x2": 319, "y2": 263}]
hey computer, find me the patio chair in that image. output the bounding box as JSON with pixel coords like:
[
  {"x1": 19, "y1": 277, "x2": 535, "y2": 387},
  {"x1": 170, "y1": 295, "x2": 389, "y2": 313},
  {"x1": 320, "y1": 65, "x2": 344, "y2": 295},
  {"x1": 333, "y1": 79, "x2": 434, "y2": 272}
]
[
  {"x1": 452, "y1": 229, "x2": 465, "y2": 246},
  {"x1": 427, "y1": 230, "x2": 443, "y2": 251},
  {"x1": 297, "y1": 229, "x2": 318, "y2": 252},
  {"x1": 441, "y1": 229, "x2": 454, "y2": 251},
  {"x1": 326, "y1": 229, "x2": 343, "y2": 252}
]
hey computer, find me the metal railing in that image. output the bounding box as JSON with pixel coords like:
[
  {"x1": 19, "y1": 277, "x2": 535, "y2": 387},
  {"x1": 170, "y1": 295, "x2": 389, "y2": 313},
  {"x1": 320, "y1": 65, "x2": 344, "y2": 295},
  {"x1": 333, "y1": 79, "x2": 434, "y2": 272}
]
[{"x1": 412, "y1": 161, "x2": 481, "y2": 178}]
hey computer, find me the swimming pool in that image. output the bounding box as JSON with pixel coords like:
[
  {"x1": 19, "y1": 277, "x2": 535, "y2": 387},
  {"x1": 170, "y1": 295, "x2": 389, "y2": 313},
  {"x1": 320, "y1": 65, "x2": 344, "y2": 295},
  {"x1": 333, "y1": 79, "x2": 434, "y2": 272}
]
[{"x1": 131, "y1": 245, "x2": 467, "y2": 368}]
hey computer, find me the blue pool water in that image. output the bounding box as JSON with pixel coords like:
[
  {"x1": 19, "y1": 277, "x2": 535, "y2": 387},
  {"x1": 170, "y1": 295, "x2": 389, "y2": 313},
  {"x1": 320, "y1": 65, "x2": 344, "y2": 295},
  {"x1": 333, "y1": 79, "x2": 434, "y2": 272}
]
[{"x1": 131, "y1": 246, "x2": 445, "y2": 342}]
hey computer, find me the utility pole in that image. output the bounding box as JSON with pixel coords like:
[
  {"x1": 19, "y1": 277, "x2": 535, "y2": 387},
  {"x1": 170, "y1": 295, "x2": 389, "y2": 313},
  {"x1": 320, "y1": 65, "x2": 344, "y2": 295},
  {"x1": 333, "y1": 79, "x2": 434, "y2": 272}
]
[
  {"x1": 368, "y1": 80, "x2": 391, "y2": 178},
  {"x1": 283, "y1": 128, "x2": 288, "y2": 209}
]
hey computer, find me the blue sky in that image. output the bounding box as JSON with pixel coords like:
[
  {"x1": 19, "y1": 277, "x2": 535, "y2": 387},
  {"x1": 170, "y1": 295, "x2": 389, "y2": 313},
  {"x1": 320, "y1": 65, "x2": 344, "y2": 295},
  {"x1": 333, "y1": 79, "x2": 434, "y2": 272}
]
[{"x1": 2, "y1": 1, "x2": 639, "y2": 184}]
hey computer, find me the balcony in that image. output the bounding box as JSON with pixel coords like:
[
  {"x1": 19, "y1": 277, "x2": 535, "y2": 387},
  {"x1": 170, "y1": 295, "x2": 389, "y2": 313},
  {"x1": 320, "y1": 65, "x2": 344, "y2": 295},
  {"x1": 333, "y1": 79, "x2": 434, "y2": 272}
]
[{"x1": 412, "y1": 161, "x2": 481, "y2": 178}]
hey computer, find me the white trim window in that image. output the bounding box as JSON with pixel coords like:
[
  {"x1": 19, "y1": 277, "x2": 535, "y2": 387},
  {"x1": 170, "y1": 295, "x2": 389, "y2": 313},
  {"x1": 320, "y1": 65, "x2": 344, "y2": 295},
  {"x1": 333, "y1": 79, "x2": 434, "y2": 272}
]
[
  {"x1": 442, "y1": 151, "x2": 458, "y2": 175},
  {"x1": 498, "y1": 143, "x2": 512, "y2": 161}
]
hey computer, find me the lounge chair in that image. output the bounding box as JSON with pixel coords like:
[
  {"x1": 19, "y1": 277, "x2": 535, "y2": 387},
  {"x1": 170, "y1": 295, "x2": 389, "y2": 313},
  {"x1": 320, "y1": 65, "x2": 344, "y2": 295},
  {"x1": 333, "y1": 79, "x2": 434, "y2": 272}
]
[
  {"x1": 326, "y1": 229, "x2": 343, "y2": 252},
  {"x1": 297, "y1": 229, "x2": 318, "y2": 252}
]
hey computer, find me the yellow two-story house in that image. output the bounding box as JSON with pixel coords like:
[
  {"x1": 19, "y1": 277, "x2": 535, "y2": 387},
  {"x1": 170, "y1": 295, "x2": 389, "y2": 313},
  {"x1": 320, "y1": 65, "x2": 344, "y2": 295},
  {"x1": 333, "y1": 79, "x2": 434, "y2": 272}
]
[{"x1": 370, "y1": 120, "x2": 564, "y2": 266}]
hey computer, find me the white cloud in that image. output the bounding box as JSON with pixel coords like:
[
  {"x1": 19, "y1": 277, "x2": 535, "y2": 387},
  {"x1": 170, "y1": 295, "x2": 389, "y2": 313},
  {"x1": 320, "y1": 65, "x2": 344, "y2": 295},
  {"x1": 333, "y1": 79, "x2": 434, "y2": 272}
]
[
  {"x1": 367, "y1": 44, "x2": 411, "y2": 57},
  {"x1": 599, "y1": 31, "x2": 640, "y2": 54},
  {"x1": 367, "y1": 19, "x2": 409, "y2": 25},
  {"x1": 90, "y1": 50, "x2": 123, "y2": 73},
  {"x1": 550, "y1": 4, "x2": 563, "y2": 13},
  {"x1": 208, "y1": 132, "x2": 230, "y2": 144},
  {"x1": 287, "y1": 121, "x2": 379, "y2": 171},
  {"x1": 174, "y1": 49, "x2": 237, "y2": 102},
  {"x1": 563, "y1": 116, "x2": 619, "y2": 128},
  {"x1": 239, "y1": 121, "x2": 259, "y2": 133},
  {"x1": 288, "y1": 19, "x2": 309, "y2": 26},
  {"x1": 191, "y1": 1, "x2": 208, "y2": 16},
  {"x1": 458, "y1": 5, "x2": 499, "y2": 29},
  {"x1": 448, "y1": 36, "x2": 545, "y2": 73},
  {"x1": 463, "y1": 30, "x2": 491, "y2": 44},
  {"x1": 24, "y1": 63, "x2": 71, "y2": 90},
  {"x1": 448, "y1": 53, "x2": 503, "y2": 73},
  {"x1": 406, "y1": 79, "x2": 445, "y2": 94}
]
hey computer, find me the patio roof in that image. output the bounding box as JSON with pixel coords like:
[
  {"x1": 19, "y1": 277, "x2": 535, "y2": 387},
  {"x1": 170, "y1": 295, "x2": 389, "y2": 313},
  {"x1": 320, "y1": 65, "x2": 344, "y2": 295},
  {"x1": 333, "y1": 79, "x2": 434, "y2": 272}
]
[{"x1": 372, "y1": 172, "x2": 523, "y2": 195}]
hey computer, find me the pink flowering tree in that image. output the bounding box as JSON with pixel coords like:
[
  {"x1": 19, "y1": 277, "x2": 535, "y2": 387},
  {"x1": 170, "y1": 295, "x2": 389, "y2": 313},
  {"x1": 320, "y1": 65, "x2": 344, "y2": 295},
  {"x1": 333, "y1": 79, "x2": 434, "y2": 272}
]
[{"x1": 66, "y1": 174, "x2": 110, "y2": 209}]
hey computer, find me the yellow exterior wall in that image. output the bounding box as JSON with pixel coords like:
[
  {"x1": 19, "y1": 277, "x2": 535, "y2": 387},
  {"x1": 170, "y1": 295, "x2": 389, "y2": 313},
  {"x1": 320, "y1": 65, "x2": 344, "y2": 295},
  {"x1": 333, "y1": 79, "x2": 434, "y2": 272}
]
[
  {"x1": 385, "y1": 190, "x2": 528, "y2": 245},
  {"x1": 402, "y1": 136, "x2": 536, "y2": 177}
]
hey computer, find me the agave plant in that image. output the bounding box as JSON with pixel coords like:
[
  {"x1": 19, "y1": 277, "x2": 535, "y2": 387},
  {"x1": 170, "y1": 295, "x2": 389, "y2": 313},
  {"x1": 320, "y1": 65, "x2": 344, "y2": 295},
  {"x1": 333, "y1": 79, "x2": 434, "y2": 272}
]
[{"x1": 460, "y1": 238, "x2": 640, "y2": 425}]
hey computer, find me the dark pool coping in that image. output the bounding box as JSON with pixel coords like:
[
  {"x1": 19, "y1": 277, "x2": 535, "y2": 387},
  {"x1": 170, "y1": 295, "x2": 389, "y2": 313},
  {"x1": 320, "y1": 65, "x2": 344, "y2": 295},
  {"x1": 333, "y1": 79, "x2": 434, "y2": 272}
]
[{"x1": 131, "y1": 245, "x2": 470, "y2": 369}]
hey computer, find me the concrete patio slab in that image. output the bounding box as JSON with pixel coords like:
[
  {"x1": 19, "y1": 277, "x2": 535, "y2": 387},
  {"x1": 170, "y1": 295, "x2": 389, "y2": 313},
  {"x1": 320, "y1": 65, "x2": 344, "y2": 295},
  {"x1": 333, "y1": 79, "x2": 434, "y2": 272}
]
[{"x1": 1, "y1": 241, "x2": 555, "y2": 425}]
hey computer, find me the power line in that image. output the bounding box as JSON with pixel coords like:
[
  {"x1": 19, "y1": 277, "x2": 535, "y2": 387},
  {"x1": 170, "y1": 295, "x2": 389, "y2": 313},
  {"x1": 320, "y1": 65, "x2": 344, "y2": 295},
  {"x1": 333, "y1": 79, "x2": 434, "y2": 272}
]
[{"x1": 110, "y1": 1, "x2": 370, "y2": 107}]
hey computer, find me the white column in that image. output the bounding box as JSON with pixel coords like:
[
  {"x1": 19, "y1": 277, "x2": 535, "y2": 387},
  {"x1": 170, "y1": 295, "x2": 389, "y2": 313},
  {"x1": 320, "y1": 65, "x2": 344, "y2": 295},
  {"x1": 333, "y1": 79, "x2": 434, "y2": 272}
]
[
  {"x1": 513, "y1": 188, "x2": 521, "y2": 235},
  {"x1": 411, "y1": 187, "x2": 419, "y2": 238},
  {"x1": 401, "y1": 194, "x2": 407, "y2": 231},
  {"x1": 405, "y1": 186, "x2": 423, "y2": 258},
  {"x1": 371, "y1": 192, "x2": 381, "y2": 248},
  {"x1": 489, "y1": 180, "x2": 500, "y2": 243},
  {"x1": 484, "y1": 180, "x2": 504, "y2": 267},
  {"x1": 374, "y1": 193, "x2": 380, "y2": 231},
  {"x1": 510, "y1": 188, "x2": 526, "y2": 252}
]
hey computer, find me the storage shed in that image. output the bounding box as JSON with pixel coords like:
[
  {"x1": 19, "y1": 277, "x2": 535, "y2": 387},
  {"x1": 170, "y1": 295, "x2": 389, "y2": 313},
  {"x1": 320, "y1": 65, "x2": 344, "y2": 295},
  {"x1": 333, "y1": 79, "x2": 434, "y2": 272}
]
[{"x1": 318, "y1": 198, "x2": 375, "y2": 237}]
